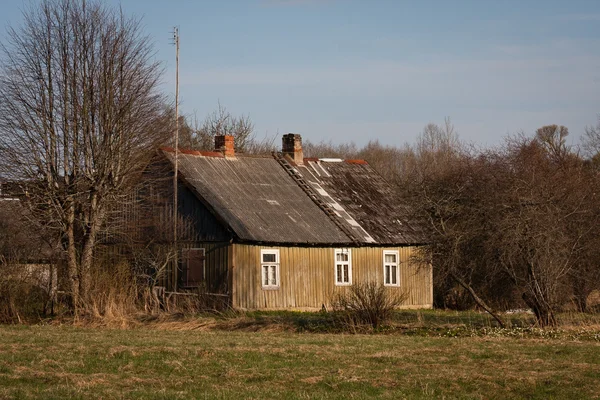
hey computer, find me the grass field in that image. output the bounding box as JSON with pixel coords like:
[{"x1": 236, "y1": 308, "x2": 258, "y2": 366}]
[{"x1": 1, "y1": 311, "x2": 599, "y2": 399}]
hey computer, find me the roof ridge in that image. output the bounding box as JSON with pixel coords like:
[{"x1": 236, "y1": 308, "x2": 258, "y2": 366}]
[
  {"x1": 161, "y1": 146, "x2": 274, "y2": 159},
  {"x1": 303, "y1": 157, "x2": 369, "y2": 165},
  {"x1": 160, "y1": 146, "x2": 223, "y2": 158}
]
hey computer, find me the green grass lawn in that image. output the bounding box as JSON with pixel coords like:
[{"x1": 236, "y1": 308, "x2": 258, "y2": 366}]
[{"x1": 0, "y1": 319, "x2": 599, "y2": 399}]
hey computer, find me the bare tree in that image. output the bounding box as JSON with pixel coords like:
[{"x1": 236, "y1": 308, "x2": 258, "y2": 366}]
[
  {"x1": 582, "y1": 115, "x2": 600, "y2": 162},
  {"x1": 245, "y1": 131, "x2": 278, "y2": 154},
  {"x1": 397, "y1": 121, "x2": 504, "y2": 317},
  {"x1": 353, "y1": 140, "x2": 415, "y2": 183},
  {"x1": 303, "y1": 139, "x2": 359, "y2": 159},
  {"x1": 180, "y1": 103, "x2": 255, "y2": 152},
  {"x1": 535, "y1": 124, "x2": 570, "y2": 161},
  {"x1": 409, "y1": 146, "x2": 508, "y2": 325},
  {"x1": 416, "y1": 128, "x2": 599, "y2": 326},
  {"x1": 0, "y1": 0, "x2": 170, "y2": 315},
  {"x1": 490, "y1": 135, "x2": 581, "y2": 326}
]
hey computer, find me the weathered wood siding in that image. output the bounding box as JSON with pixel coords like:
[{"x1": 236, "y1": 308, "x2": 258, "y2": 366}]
[
  {"x1": 179, "y1": 242, "x2": 231, "y2": 294},
  {"x1": 178, "y1": 183, "x2": 231, "y2": 242},
  {"x1": 231, "y1": 244, "x2": 432, "y2": 310}
]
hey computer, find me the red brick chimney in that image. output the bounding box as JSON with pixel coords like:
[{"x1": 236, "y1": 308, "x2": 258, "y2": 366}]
[
  {"x1": 282, "y1": 133, "x2": 303, "y2": 165},
  {"x1": 214, "y1": 135, "x2": 235, "y2": 158}
]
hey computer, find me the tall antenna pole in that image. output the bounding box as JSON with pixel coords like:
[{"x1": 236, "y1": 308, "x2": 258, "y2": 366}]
[{"x1": 171, "y1": 27, "x2": 180, "y2": 291}]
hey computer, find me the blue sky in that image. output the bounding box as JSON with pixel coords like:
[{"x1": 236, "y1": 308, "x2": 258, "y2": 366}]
[{"x1": 1, "y1": 0, "x2": 599, "y2": 148}]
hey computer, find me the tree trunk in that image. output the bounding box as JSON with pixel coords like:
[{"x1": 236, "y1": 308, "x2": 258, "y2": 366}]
[
  {"x1": 574, "y1": 295, "x2": 588, "y2": 314},
  {"x1": 523, "y1": 263, "x2": 558, "y2": 327},
  {"x1": 571, "y1": 279, "x2": 589, "y2": 313},
  {"x1": 78, "y1": 203, "x2": 104, "y2": 309},
  {"x1": 450, "y1": 271, "x2": 505, "y2": 328},
  {"x1": 66, "y1": 203, "x2": 80, "y2": 318},
  {"x1": 522, "y1": 291, "x2": 557, "y2": 327}
]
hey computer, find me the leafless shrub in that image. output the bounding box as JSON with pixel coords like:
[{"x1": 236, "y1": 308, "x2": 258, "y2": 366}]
[{"x1": 331, "y1": 281, "x2": 408, "y2": 329}]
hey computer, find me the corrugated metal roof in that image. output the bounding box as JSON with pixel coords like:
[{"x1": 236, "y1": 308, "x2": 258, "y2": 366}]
[
  {"x1": 297, "y1": 160, "x2": 428, "y2": 245},
  {"x1": 162, "y1": 150, "x2": 427, "y2": 245},
  {"x1": 163, "y1": 151, "x2": 352, "y2": 244}
]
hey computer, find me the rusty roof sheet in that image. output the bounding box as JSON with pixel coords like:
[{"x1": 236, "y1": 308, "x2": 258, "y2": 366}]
[
  {"x1": 297, "y1": 159, "x2": 428, "y2": 245},
  {"x1": 163, "y1": 151, "x2": 352, "y2": 244}
]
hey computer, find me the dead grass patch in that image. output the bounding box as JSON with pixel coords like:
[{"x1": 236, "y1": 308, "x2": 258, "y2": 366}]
[
  {"x1": 107, "y1": 345, "x2": 137, "y2": 358},
  {"x1": 300, "y1": 376, "x2": 324, "y2": 384}
]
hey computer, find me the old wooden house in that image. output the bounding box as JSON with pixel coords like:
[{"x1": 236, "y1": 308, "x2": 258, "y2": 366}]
[{"x1": 155, "y1": 134, "x2": 432, "y2": 310}]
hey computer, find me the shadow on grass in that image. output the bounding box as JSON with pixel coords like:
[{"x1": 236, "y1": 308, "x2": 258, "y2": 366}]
[
  {"x1": 50, "y1": 308, "x2": 600, "y2": 341},
  {"x1": 201, "y1": 309, "x2": 600, "y2": 340},
  {"x1": 214, "y1": 309, "x2": 538, "y2": 335}
]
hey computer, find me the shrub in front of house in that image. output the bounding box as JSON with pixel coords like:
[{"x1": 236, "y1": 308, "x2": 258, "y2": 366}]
[{"x1": 330, "y1": 281, "x2": 408, "y2": 330}]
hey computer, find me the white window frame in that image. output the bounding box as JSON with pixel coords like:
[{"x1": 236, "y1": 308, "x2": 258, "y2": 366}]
[
  {"x1": 334, "y1": 248, "x2": 352, "y2": 286},
  {"x1": 383, "y1": 250, "x2": 400, "y2": 287},
  {"x1": 261, "y1": 249, "x2": 280, "y2": 290}
]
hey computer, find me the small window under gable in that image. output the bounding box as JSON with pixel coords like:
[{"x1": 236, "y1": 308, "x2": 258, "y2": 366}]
[
  {"x1": 383, "y1": 250, "x2": 400, "y2": 286},
  {"x1": 261, "y1": 249, "x2": 280, "y2": 289},
  {"x1": 335, "y1": 248, "x2": 352, "y2": 286}
]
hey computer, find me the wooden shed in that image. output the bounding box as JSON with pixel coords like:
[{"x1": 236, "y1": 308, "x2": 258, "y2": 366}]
[{"x1": 156, "y1": 134, "x2": 432, "y2": 310}]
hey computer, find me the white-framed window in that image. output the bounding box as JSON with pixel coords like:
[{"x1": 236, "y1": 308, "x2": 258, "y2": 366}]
[
  {"x1": 261, "y1": 249, "x2": 280, "y2": 289},
  {"x1": 334, "y1": 248, "x2": 352, "y2": 286},
  {"x1": 383, "y1": 250, "x2": 400, "y2": 286}
]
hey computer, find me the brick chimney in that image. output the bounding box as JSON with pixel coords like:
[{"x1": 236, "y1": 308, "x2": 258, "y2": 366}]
[
  {"x1": 214, "y1": 135, "x2": 235, "y2": 158},
  {"x1": 282, "y1": 133, "x2": 303, "y2": 165}
]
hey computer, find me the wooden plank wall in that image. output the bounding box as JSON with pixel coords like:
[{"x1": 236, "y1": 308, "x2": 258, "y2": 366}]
[
  {"x1": 232, "y1": 244, "x2": 432, "y2": 310},
  {"x1": 180, "y1": 242, "x2": 231, "y2": 293}
]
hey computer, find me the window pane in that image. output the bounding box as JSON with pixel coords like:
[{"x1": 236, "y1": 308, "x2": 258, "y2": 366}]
[
  {"x1": 343, "y1": 265, "x2": 349, "y2": 282},
  {"x1": 385, "y1": 254, "x2": 396, "y2": 263},
  {"x1": 336, "y1": 253, "x2": 348, "y2": 262},
  {"x1": 270, "y1": 266, "x2": 277, "y2": 285},
  {"x1": 385, "y1": 265, "x2": 390, "y2": 284},
  {"x1": 337, "y1": 265, "x2": 342, "y2": 282},
  {"x1": 391, "y1": 265, "x2": 397, "y2": 284},
  {"x1": 263, "y1": 253, "x2": 276, "y2": 263},
  {"x1": 263, "y1": 266, "x2": 269, "y2": 286}
]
